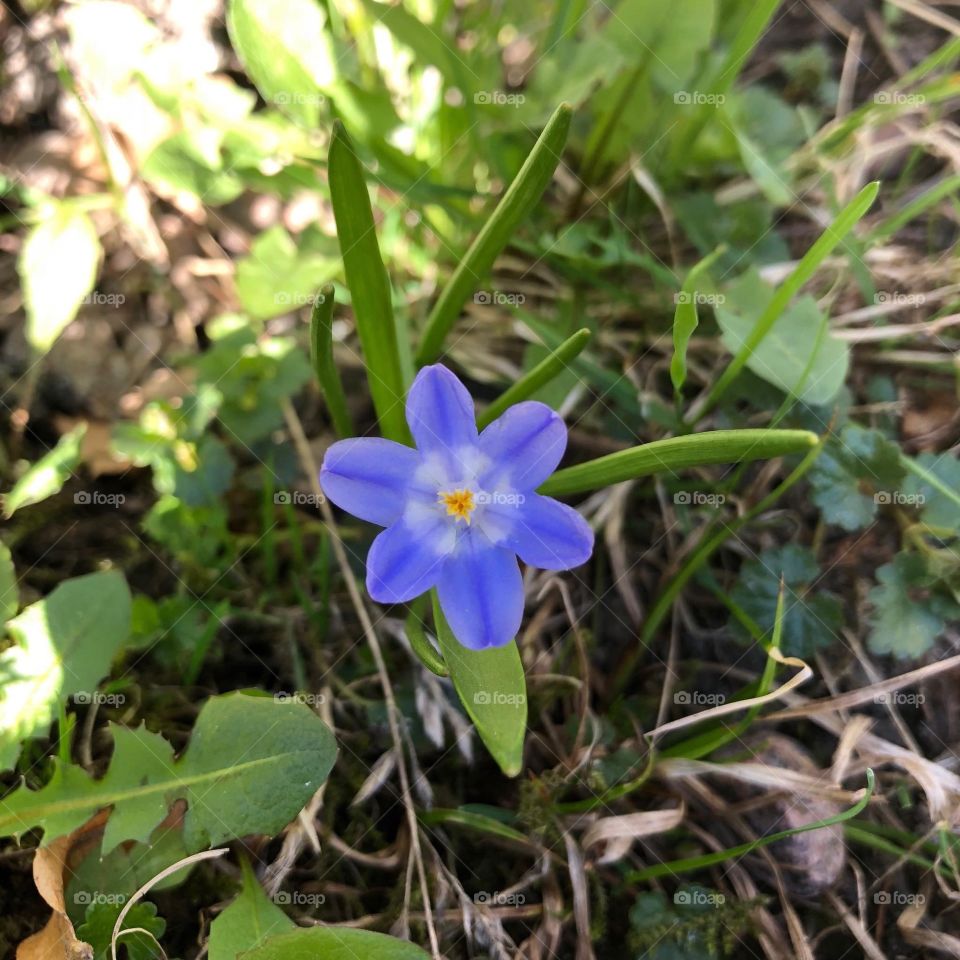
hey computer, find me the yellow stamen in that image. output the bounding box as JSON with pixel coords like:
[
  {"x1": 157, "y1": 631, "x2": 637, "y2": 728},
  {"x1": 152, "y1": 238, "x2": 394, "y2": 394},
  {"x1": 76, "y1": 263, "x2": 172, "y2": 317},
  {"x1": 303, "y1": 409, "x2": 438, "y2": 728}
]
[{"x1": 438, "y1": 488, "x2": 475, "y2": 524}]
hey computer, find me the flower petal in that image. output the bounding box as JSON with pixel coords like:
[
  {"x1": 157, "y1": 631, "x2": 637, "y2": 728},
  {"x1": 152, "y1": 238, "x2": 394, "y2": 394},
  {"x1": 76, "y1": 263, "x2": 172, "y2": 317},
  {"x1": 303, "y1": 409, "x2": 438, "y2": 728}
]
[
  {"x1": 320, "y1": 437, "x2": 422, "y2": 527},
  {"x1": 406, "y1": 365, "x2": 478, "y2": 469},
  {"x1": 366, "y1": 516, "x2": 454, "y2": 603},
  {"x1": 437, "y1": 531, "x2": 523, "y2": 650},
  {"x1": 497, "y1": 493, "x2": 593, "y2": 570},
  {"x1": 479, "y1": 402, "x2": 566, "y2": 492}
]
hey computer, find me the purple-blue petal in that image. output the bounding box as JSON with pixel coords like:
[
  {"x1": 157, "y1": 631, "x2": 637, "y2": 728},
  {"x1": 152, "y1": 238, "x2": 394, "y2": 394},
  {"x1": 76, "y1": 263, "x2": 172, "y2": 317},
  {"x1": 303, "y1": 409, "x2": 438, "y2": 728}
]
[
  {"x1": 498, "y1": 493, "x2": 593, "y2": 570},
  {"x1": 320, "y1": 437, "x2": 421, "y2": 527},
  {"x1": 437, "y1": 532, "x2": 523, "y2": 650},
  {"x1": 406, "y1": 365, "x2": 478, "y2": 467},
  {"x1": 366, "y1": 518, "x2": 453, "y2": 603},
  {"x1": 478, "y1": 402, "x2": 566, "y2": 492}
]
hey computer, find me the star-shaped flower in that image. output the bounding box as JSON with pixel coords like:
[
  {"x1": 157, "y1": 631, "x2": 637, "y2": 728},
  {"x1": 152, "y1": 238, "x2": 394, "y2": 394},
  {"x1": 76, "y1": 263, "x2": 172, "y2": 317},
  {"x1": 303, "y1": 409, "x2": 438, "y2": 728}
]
[{"x1": 320, "y1": 365, "x2": 593, "y2": 649}]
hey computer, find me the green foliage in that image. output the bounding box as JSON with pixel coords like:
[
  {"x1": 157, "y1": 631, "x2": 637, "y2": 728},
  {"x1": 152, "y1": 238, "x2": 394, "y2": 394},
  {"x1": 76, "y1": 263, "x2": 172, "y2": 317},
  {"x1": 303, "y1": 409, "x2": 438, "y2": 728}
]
[
  {"x1": 243, "y1": 927, "x2": 430, "y2": 960},
  {"x1": 3, "y1": 424, "x2": 86, "y2": 517},
  {"x1": 729, "y1": 545, "x2": 842, "y2": 656},
  {"x1": 904, "y1": 452, "x2": 960, "y2": 531},
  {"x1": 76, "y1": 901, "x2": 166, "y2": 960},
  {"x1": 0, "y1": 570, "x2": 132, "y2": 771}
]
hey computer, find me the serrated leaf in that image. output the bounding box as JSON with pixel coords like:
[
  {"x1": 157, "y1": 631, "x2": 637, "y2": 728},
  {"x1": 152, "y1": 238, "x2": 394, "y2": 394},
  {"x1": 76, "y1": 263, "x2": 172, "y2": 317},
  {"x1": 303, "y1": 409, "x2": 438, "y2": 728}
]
[
  {"x1": 20, "y1": 206, "x2": 101, "y2": 354},
  {"x1": 0, "y1": 692, "x2": 337, "y2": 849},
  {"x1": 867, "y1": 554, "x2": 959, "y2": 659},
  {"x1": 209, "y1": 858, "x2": 294, "y2": 960},
  {"x1": 904, "y1": 452, "x2": 960, "y2": 531},
  {"x1": 0, "y1": 570, "x2": 132, "y2": 772},
  {"x1": 716, "y1": 269, "x2": 849, "y2": 406},
  {"x1": 729, "y1": 544, "x2": 842, "y2": 657},
  {"x1": 3, "y1": 424, "x2": 86, "y2": 518},
  {"x1": 76, "y1": 900, "x2": 166, "y2": 960},
  {"x1": 809, "y1": 424, "x2": 905, "y2": 531},
  {"x1": 244, "y1": 927, "x2": 430, "y2": 960},
  {"x1": 432, "y1": 594, "x2": 526, "y2": 777}
]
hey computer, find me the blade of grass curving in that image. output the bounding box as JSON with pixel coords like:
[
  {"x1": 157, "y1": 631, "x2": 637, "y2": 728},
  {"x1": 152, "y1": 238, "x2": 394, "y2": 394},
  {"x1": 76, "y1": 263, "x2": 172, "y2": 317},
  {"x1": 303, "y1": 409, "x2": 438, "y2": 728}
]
[
  {"x1": 691, "y1": 181, "x2": 879, "y2": 423},
  {"x1": 328, "y1": 121, "x2": 408, "y2": 442},
  {"x1": 416, "y1": 103, "x2": 573, "y2": 365},
  {"x1": 309, "y1": 283, "x2": 353, "y2": 438},
  {"x1": 671, "y1": 245, "x2": 726, "y2": 396},
  {"x1": 477, "y1": 328, "x2": 591, "y2": 429},
  {"x1": 867, "y1": 173, "x2": 960, "y2": 245},
  {"x1": 405, "y1": 601, "x2": 448, "y2": 677},
  {"x1": 538, "y1": 429, "x2": 818, "y2": 498},
  {"x1": 628, "y1": 769, "x2": 875, "y2": 882}
]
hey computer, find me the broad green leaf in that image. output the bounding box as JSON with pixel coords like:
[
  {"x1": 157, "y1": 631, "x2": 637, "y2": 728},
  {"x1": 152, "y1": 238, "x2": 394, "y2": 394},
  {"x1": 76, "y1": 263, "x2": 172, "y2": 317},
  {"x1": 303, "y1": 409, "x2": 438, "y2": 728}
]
[
  {"x1": 698, "y1": 181, "x2": 879, "y2": 418},
  {"x1": 0, "y1": 570, "x2": 132, "y2": 772},
  {"x1": 729, "y1": 545, "x2": 842, "y2": 657},
  {"x1": 670, "y1": 246, "x2": 725, "y2": 394},
  {"x1": 227, "y1": 0, "x2": 336, "y2": 127},
  {"x1": 20, "y1": 206, "x2": 101, "y2": 354},
  {"x1": 432, "y1": 594, "x2": 526, "y2": 777},
  {"x1": 209, "y1": 857, "x2": 294, "y2": 960},
  {"x1": 538, "y1": 428, "x2": 818, "y2": 498},
  {"x1": 236, "y1": 225, "x2": 339, "y2": 319},
  {"x1": 477, "y1": 328, "x2": 591, "y2": 429},
  {"x1": 328, "y1": 121, "x2": 409, "y2": 443},
  {"x1": 3, "y1": 424, "x2": 86, "y2": 517},
  {"x1": 0, "y1": 542, "x2": 17, "y2": 623},
  {"x1": 715, "y1": 269, "x2": 849, "y2": 406},
  {"x1": 903, "y1": 452, "x2": 960, "y2": 531},
  {"x1": 141, "y1": 131, "x2": 244, "y2": 205},
  {"x1": 0, "y1": 692, "x2": 338, "y2": 848},
  {"x1": 867, "y1": 554, "x2": 959, "y2": 659},
  {"x1": 417, "y1": 104, "x2": 573, "y2": 364},
  {"x1": 809, "y1": 425, "x2": 905, "y2": 531},
  {"x1": 245, "y1": 926, "x2": 430, "y2": 960}
]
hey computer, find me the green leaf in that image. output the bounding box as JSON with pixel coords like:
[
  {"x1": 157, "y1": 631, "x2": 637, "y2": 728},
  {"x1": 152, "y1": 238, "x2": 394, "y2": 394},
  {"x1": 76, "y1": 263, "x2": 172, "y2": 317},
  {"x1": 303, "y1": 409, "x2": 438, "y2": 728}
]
[
  {"x1": 538, "y1": 428, "x2": 818, "y2": 498},
  {"x1": 76, "y1": 900, "x2": 166, "y2": 960},
  {"x1": 404, "y1": 603, "x2": 447, "y2": 678},
  {"x1": 0, "y1": 570, "x2": 132, "y2": 772},
  {"x1": 309, "y1": 284, "x2": 354, "y2": 438},
  {"x1": 670, "y1": 246, "x2": 725, "y2": 394},
  {"x1": 0, "y1": 692, "x2": 338, "y2": 848},
  {"x1": 809, "y1": 425, "x2": 905, "y2": 531},
  {"x1": 0, "y1": 541, "x2": 17, "y2": 623},
  {"x1": 432, "y1": 594, "x2": 526, "y2": 777},
  {"x1": 209, "y1": 857, "x2": 294, "y2": 960},
  {"x1": 697, "y1": 181, "x2": 879, "y2": 418},
  {"x1": 141, "y1": 132, "x2": 244, "y2": 205},
  {"x1": 245, "y1": 926, "x2": 430, "y2": 960},
  {"x1": 20, "y1": 206, "x2": 101, "y2": 355},
  {"x1": 729, "y1": 545, "x2": 842, "y2": 657},
  {"x1": 477, "y1": 328, "x2": 591, "y2": 429},
  {"x1": 226, "y1": 0, "x2": 336, "y2": 127},
  {"x1": 3, "y1": 424, "x2": 86, "y2": 517},
  {"x1": 416, "y1": 103, "x2": 573, "y2": 364},
  {"x1": 903, "y1": 452, "x2": 960, "y2": 531},
  {"x1": 867, "y1": 554, "x2": 959, "y2": 658},
  {"x1": 715, "y1": 269, "x2": 849, "y2": 406},
  {"x1": 328, "y1": 121, "x2": 409, "y2": 443}
]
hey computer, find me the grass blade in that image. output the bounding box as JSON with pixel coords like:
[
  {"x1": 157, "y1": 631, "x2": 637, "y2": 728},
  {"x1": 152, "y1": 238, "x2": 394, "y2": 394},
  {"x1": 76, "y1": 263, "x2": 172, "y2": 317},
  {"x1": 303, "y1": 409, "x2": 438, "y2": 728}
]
[
  {"x1": 328, "y1": 120, "x2": 409, "y2": 442},
  {"x1": 538, "y1": 429, "x2": 818, "y2": 498},
  {"x1": 416, "y1": 103, "x2": 573, "y2": 364},
  {"x1": 477, "y1": 328, "x2": 591, "y2": 429},
  {"x1": 309, "y1": 283, "x2": 353, "y2": 438},
  {"x1": 691, "y1": 181, "x2": 879, "y2": 422},
  {"x1": 671, "y1": 245, "x2": 725, "y2": 395}
]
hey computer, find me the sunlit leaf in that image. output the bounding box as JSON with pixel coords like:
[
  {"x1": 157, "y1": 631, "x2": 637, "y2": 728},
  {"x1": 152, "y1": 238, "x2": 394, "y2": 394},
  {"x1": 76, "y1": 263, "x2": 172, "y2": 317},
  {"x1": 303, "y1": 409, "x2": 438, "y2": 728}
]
[{"x1": 3, "y1": 425, "x2": 86, "y2": 518}]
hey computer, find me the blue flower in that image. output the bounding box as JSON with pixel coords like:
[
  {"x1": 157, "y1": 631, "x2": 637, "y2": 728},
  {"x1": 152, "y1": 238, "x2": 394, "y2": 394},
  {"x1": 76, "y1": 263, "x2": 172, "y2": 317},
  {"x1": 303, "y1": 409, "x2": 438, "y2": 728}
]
[{"x1": 320, "y1": 365, "x2": 594, "y2": 650}]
